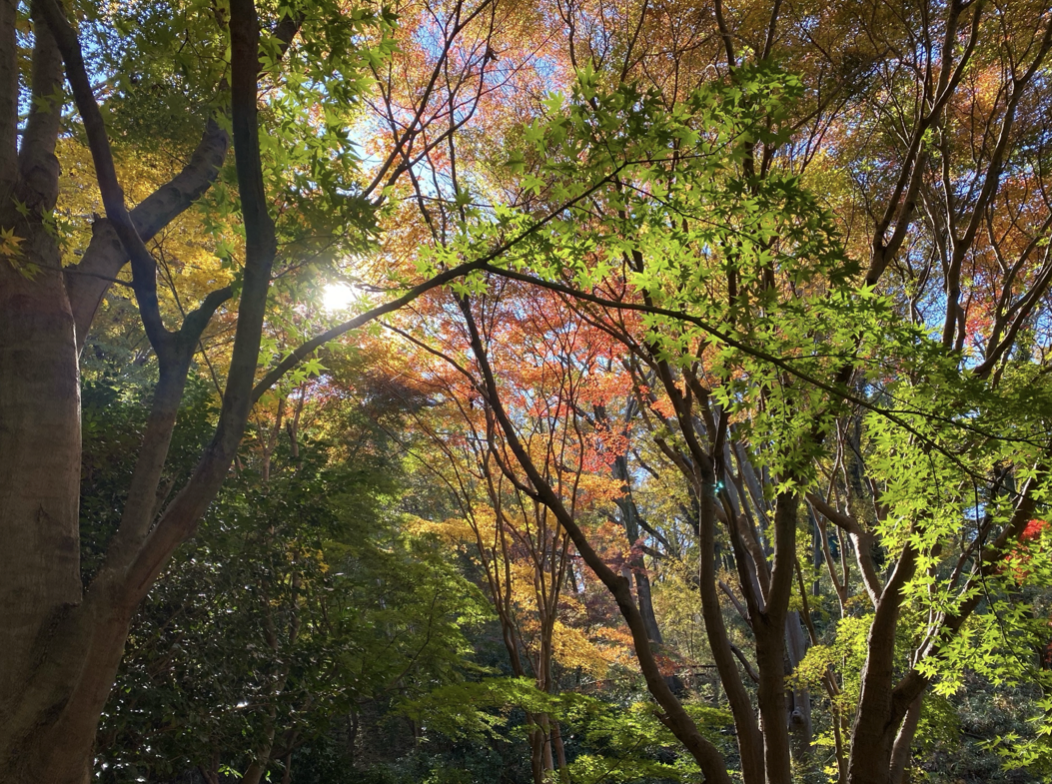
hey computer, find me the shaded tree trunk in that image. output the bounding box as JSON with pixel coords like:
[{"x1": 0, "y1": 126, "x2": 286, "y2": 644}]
[
  {"x1": 0, "y1": 0, "x2": 274, "y2": 777},
  {"x1": 888, "y1": 695, "x2": 921, "y2": 784},
  {"x1": 846, "y1": 546, "x2": 919, "y2": 784}
]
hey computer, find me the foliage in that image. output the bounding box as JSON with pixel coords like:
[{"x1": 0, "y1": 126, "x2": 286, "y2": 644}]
[
  {"x1": 84, "y1": 365, "x2": 487, "y2": 782},
  {"x1": 24, "y1": 0, "x2": 1052, "y2": 782}
]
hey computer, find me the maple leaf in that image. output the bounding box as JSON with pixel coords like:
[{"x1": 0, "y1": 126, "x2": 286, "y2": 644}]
[{"x1": 0, "y1": 225, "x2": 24, "y2": 257}]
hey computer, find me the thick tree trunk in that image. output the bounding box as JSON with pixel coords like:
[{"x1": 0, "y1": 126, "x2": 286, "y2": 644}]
[
  {"x1": 0, "y1": 0, "x2": 274, "y2": 777},
  {"x1": 0, "y1": 0, "x2": 78, "y2": 723},
  {"x1": 5, "y1": 589, "x2": 137, "y2": 783},
  {"x1": 0, "y1": 12, "x2": 91, "y2": 765},
  {"x1": 0, "y1": 226, "x2": 88, "y2": 782}
]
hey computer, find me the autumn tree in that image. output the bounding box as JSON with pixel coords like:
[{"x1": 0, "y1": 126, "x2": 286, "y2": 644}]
[
  {"x1": 398, "y1": 2, "x2": 1052, "y2": 782},
  {"x1": 0, "y1": 0, "x2": 514, "y2": 778},
  {"x1": 386, "y1": 281, "x2": 650, "y2": 782},
  {"x1": 9, "y1": 1, "x2": 1052, "y2": 784}
]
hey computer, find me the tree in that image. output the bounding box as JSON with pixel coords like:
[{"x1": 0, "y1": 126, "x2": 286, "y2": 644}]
[
  {"x1": 0, "y1": 0, "x2": 486, "y2": 777},
  {"x1": 389, "y1": 283, "x2": 640, "y2": 783},
  {"x1": 9, "y1": 1, "x2": 1052, "y2": 782},
  {"x1": 0, "y1": 0, "x2": 607, "y2": 776},
  {"x1": 83, "y1": 371, "x2": 483, "y2": 784},
  {"x1": 402, "y1": 18, "x2": 1052, "y2": 782}
]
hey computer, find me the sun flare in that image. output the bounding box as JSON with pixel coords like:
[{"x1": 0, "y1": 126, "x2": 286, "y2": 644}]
[{"x1": 321, "y1": 283, "x2": 358, "y2": 312}]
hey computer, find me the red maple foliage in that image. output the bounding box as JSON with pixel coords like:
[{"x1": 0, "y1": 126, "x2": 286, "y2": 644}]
[{"x1": 1004, "y1": 519, "x2": 1050, "y2": 584}]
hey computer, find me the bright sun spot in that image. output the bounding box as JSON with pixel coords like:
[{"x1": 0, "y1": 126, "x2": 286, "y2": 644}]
[{"x1": 322, "y1": 283, "x2": 357, "y2": 312}]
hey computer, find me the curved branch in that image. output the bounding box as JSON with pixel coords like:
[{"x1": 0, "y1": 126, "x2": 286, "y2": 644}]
[
  {"x1": 65, "y1": 118, "x2": 230, "y2": 351},
  {"x1": 459, "y1": 294, "x2": 734, "y2": 784},
  {"x1": 807, "y1": 491, "x2": 882, "y2": 604},
  {"x1": 252, "y1": 163, "x2": 630, "y2": 400},
  {"x1": 37, "y1": 0, "x2": 172, "y2": 351}
]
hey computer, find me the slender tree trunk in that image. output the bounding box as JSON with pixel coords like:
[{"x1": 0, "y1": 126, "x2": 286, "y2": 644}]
[
  {"x1": 242, "y1": 745, "x2": 272, "y2": 784},
  {"x1": 634, "y1": 566, "x2": 662, "y2": 643},
  {"x1": 686, "y1": 477, "x2": 763, "y2": 784},
  {"x1": 785, "y1": 611, "x2": 813, "y2": 765},
  {"x1": 888, "y1": 695, "x2": 921, "y2": 784},
  {"x1": 612, "y1": 453, "x2": 665, "y2": 648},
  {"x1": 462, "y1": 298, "x2": 735, "y2": 784},
  {"x1": 281, "y1": 752, "x2": 293, "y2": 784},
  {"x1": 752, "y1": 494, "x2": 798, "y2": 784},
  {"x1": 552, "y1": 720, "x2": 569, "y2": 783},
  {"x1": 847, "y1": 546, "x2": 919, "y2": 784},
  {"x1": 199, "y1": 751, "x2": 222, "y2": 784},
  {"x1": 832, "y1": 706, "x2": 847, "y2": 784},
  {"x1": 533, "y1": 627, "x2": 556, "y2": 782},
  {"x1": 527, "y1": 712, "x2": 555, "y2": 784}
]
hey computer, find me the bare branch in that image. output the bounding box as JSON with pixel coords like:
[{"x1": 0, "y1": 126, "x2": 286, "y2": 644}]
[{"x1": 66, "y1": 119, "x2": 230, "y2": 351}]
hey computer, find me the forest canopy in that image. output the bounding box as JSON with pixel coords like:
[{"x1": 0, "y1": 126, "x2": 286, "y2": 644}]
[{"x1": 4, "y1": 0, "x2": 1052, "y2": 783}]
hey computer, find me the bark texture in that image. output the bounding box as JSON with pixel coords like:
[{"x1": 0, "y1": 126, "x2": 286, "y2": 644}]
[{"x1": 0, "y1": 0, "x2": 276, "y2": 778}]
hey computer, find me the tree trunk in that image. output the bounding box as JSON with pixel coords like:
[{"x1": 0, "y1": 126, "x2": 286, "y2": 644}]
[
  {"x1": 552, "y1": 720, "x2": 569, "y2": 783},
  {"x1": 462, "y1": 299, "x2": 735, "y2": 784},
  {"x1": 0, "y1": 0, "x2": 79, "y2": 739},
  {"x1": 0, "y1": 122, "x2": 91, "y2": 780},
  {"x1": 612, "y1": 453, "x2": 665, "y2": 647},
  {"x1": 888, "y1": 695, "x2": 921, "y2": 784},
  {"x1": 847, "y1": 546, "x2": 919, "y2": 784},
  {"x1": 785, "y1": 610, "x2": 813, "y2": 765},
  {"x1": 752, "y1": 494, "x2": 798, "y2": 784},
  {"x1": 0, "y1": 0, "x2": 275, "y2": 777}
]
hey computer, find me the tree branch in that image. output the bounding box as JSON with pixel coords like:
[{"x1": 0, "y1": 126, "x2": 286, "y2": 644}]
[
  {"x1": 17, "y1": 0, "x2": 64, "y2": 211},
  {"x1": 459, "y1": 294, "x2": 735, "y2": 784},
  {"x1": 66, "y1": 118, "x2": 230, "y2": 351},
  {"x1": 37, "y1": 0, "x2": 174, "y2": 351},
  {"x1": 806, "y1": 491, "x2": 882, "y2": 603}
]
